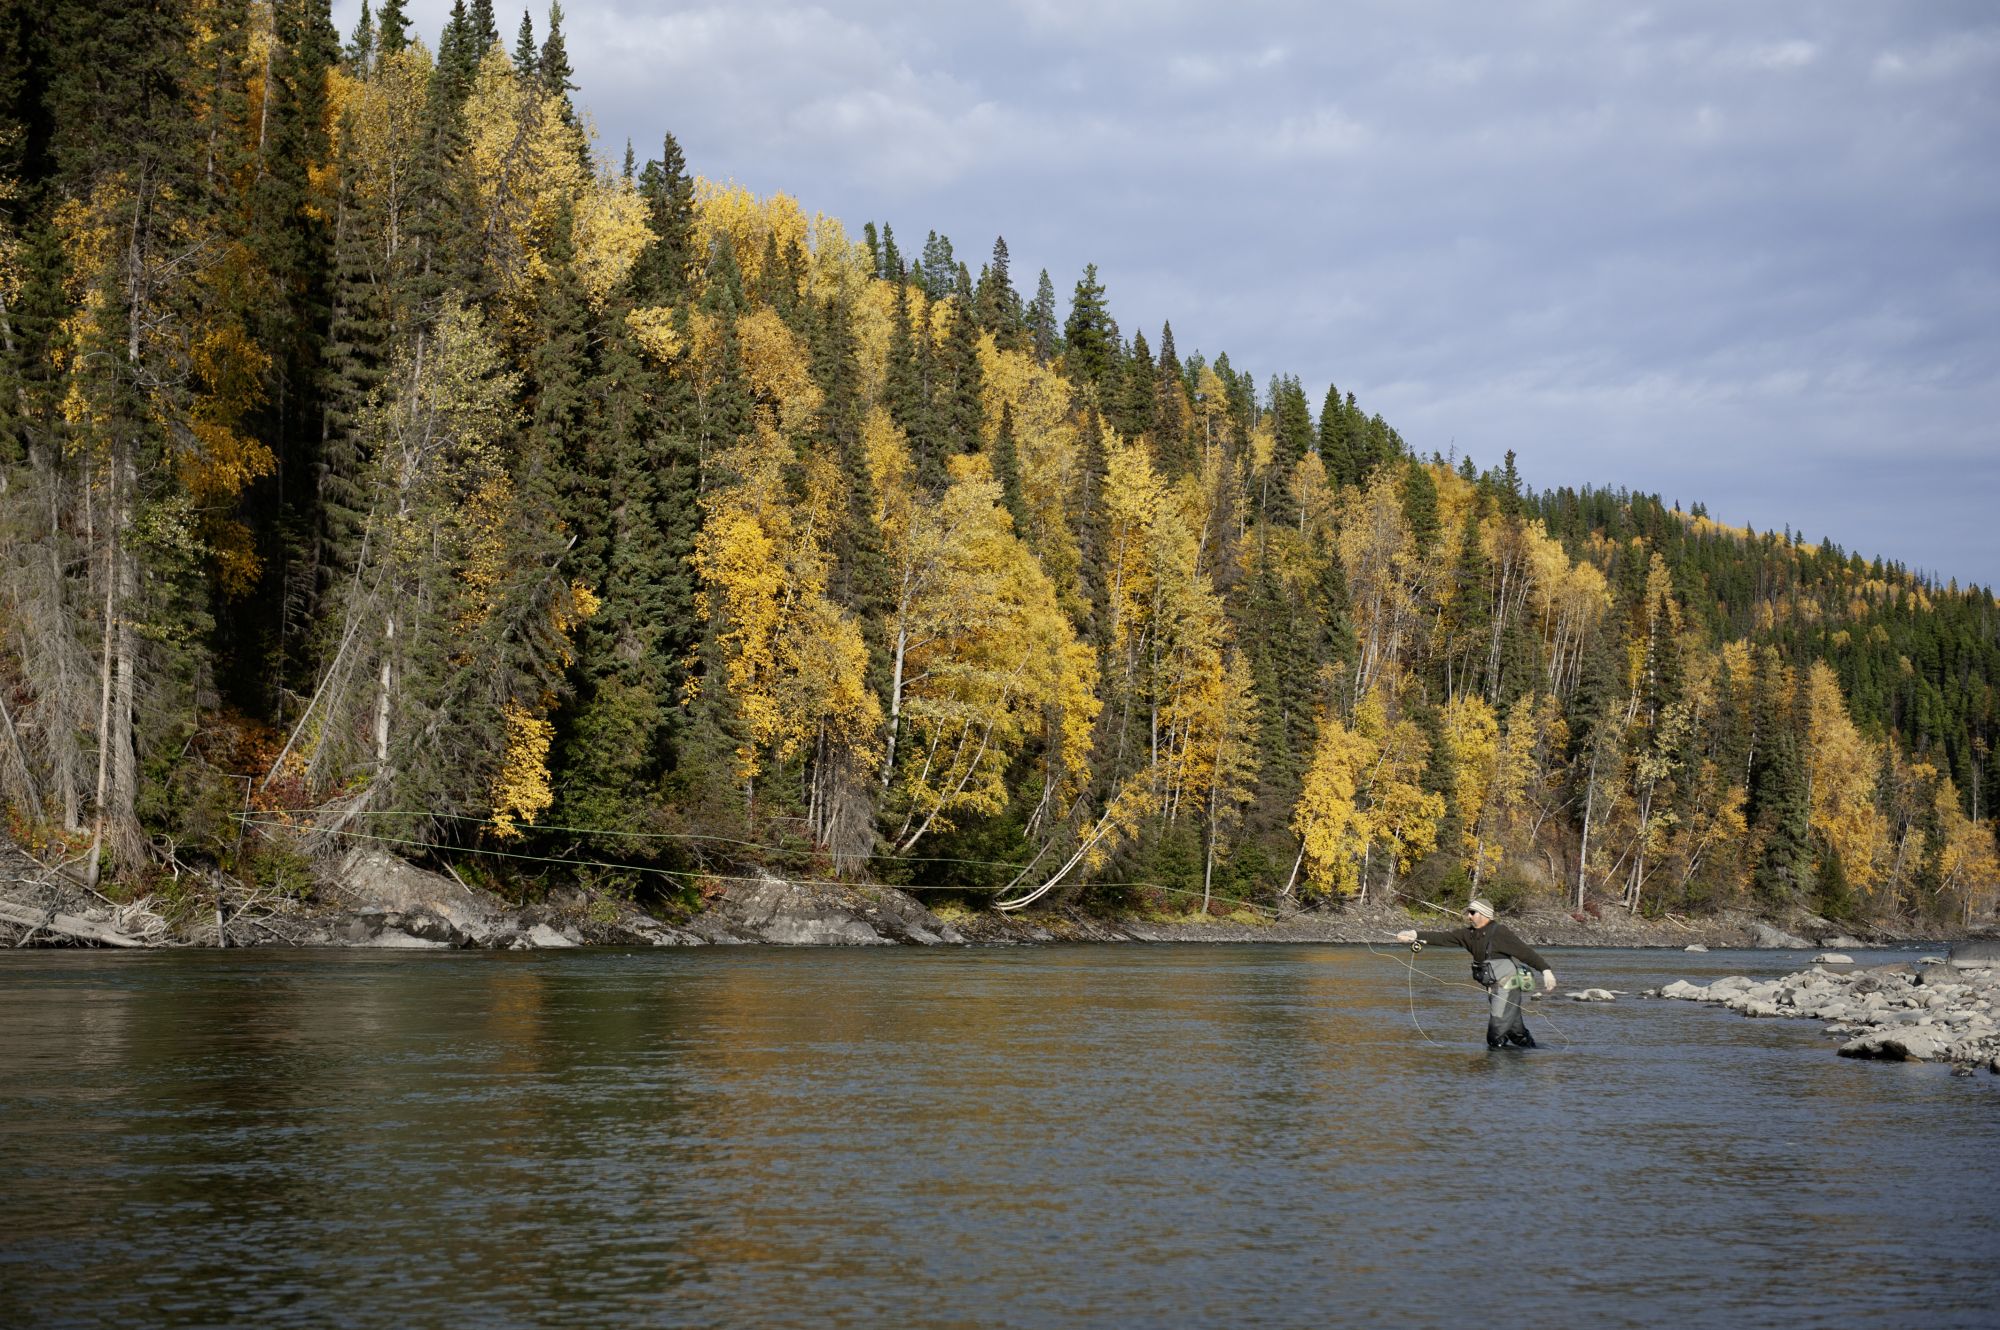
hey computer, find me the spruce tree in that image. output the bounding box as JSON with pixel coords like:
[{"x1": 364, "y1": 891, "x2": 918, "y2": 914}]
[
  {"x1": 377, "y1": 0, "x2": 410, "y2": 54},
  {"x1": 1318, "y1": 383, "x2": 1350, "y2": 484},
  {"x1": 1401, "y1": 459, "x2": 1440, "y2": 557},
  {"x1": 975, "y1": 234, "x2": 1024, "y2": 349},
  {"x1": 1062, "y1": 262, "x2": 1114, "y2": 392},
  {"x1": 469, "y1": 0, "x2": 500, "y2": 57},
  {"x1": 991, "y1": 402, "x2": 1029, "y2": 536},
  {"x1": 917, "y1": 229, "x2": 954, "y2": 303},
  {"x1": 1026, "y1": 268, "x2": 1059, "y2": 364},
  {"x1": 634, "y1": 133, "x2": 696, "y2": 302},
  {"x1": 345, "y1": 0, "x2": 376, "y2": 73},
  {"x1": 513, "y1": 10, "x2": 537, "y2": 77},
  {"x1": 937, "y1": 263, "x2": 983, "y2": 460}
]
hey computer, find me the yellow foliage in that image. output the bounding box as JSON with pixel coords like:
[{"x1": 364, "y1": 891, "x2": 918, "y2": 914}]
[
  {"x1": 693, "y1": 179, "x2": 810, "y2": 292},
  {"x1": 736, "y1": 306, "x2": 822, "y2": 438},
  {"x1": 461, "y1": 49, "x2": 648, "y2": 321},
  {"x1": 874, "y1": 438, "x2": 1099, "y2": 846},
  {"x1": 978, "y1": 339, "x2": 1084, "y2": 602},
  {"x1": 624, "y1": 306, "x2": 683, "y2": 362},
  {"x1": 1294, "y1": 709, "x2": 1377, "y2": 896},
  {"x1": 1438, "y1": 693, "x2": 1500, "y2": 860},
  {"x1": 490, "y1": 701, "x2": 555, "y2": 837},
  {"x1": 694, "y1": 424, "x2": 882, "y2": 788},
  {"x1": 1356, "y1": 689, "x2": 1446, "y2": 874},
  {"x1": 1804, "y1": 661, "x2": 1886, "y2": 892},
  {"x1": 329, "y1": 47, "x2": 431, "y2": 250}
]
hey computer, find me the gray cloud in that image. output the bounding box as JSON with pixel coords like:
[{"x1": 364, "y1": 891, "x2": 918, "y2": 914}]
[{"x1": 352, "y1": 0, "x2": 2000, "y2": 584}]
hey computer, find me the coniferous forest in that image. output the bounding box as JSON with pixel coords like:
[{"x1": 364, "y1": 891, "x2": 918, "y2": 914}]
[{"x1": 2, "y1": 0, "x2": 1996, "y2": 926}]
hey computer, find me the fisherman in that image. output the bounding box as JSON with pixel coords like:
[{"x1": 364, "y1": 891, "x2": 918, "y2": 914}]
[{"x1": 1395, "y1": 899, "x2": 1556, "y2": 1048}]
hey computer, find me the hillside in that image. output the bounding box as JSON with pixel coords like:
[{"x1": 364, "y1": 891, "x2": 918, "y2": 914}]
[{"x1": 0, "y1": 0, "x2": 1993, "y2": 929}]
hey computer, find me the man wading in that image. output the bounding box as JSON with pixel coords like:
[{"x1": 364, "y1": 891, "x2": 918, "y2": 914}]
[{"x1": 1395, "y1": 900, "x2": 1556, "y2": 1049}]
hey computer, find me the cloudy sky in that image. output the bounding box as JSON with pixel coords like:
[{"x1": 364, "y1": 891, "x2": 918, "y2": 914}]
[{"x1": 353, "y1": 1, "x2": 2000, "y2": 586}]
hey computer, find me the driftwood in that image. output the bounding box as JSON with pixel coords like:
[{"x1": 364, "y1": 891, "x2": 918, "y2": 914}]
[{"x1": 0, "y1": 901, "x2": 155, "y2": 948}]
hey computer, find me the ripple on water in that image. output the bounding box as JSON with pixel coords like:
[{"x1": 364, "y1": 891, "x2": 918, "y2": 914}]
[{"x1": 1, "y1": 945, "x2": 1995, "y2": 1329}]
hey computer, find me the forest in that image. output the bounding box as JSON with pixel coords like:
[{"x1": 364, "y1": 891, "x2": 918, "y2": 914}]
[{"x1": 2, "y1": 0, "x2": 1995, "y2": 927}]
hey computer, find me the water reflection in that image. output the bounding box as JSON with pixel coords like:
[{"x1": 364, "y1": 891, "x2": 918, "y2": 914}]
[{"x1": 1, "y1": 945, "x2": 1995, "y2": 1329}]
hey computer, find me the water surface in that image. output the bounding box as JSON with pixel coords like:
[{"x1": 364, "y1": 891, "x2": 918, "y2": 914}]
[{"x1": 2, "y1": 944, "x2": 1995, "y2": 1328}]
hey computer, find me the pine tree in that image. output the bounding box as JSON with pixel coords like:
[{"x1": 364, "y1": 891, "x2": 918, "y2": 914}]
[
  {"x1": 512, "y1": 10, "x2": 537, "y2": 77},
  {"x1": 878, "y1": 222, "x2": 902, "y2": 280},
  {"x1": 916, "y1": 229, "x2": 954, "y2": 303},
  {"x1": 469, "y1": 0, "x2": 500, "y2": 57},
  {"x1": 344, "y1": 0, "x2": 376, "y2": 73},
  {"x1": 1027, "y1": 267, "x2": 1059, "y2": 364},
  {"x1": 539, "y1": 1, "x2": 577, "y2": 96},
  {"x1": 1063, "y1": 262, "x2": 1114, "y2": 392},
  {"x1": 377, "y1": 0, "x2": 410, "y2": 55},
  {"x1": 634, "y1": 132, "x2": 696, "y2": 302},
  {"x1": 991, "y1": 402, "x2": 1029, "y2": 536},
  {"x1": 937, "y1": 263, "x2": 983, "y2": 459},
  {"x1": 974, "y1": 234, "x2": 1022, "y2": 350},
  {"x1": 1317, "y1": 383, "x2": 1350, "y2": 484}
]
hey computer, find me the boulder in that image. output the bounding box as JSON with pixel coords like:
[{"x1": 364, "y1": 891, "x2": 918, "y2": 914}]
[
  {"x1": 1821, "y1": 934, "x2": 1867, "y2": 949},
  {"x1": 686, "y1": 871, "x2": 964, "y2": 947},
  {"x1": 1947, "y1": 939, "x2": 2000, "y2": 970},
  {"x1": 1814, "y1": 953, "x2": 1855, "y2": 965},
  {"x1": 332, "y1": 848, "x2": 634, "y2": 948},
  {"x1": 1566, "y1": 989, "x2": 1618, "y2": 1002},
  {"x1": 1683, "y1": 943, "x2": 1709, "y2": 952},
  {"x1": 1839, "y1": 1030, "x2": 1949, "y2": 1061},
  {"x1": 1751, "y1": 923, "x2": 1814, "y2": 949},
  {"x1": 333, "y1": 848, "x2": 512, "y2": 946}
]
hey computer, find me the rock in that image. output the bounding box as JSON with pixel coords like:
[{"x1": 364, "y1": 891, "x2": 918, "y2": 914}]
[
  {"x1": 333, "y1": 848, "x2": 511, "y2": 946},
  {"x1": 1751, "y1": 923, "x2": 1814, "y2": 949},
  {"x1": 1683, "y1": 943, "x2": 1709, "y2": 952},
  {"x1": 1658, "y1": 979, "x2": 1708, "y2": 1000},
  {"x1": 1947, "y1": 939, "x2": 2000, "y2": 970},
  {"x1": 1567, "y1": 989, "x2": 1618, "y2": 1002},
  {"x1": 1820, "y1": 935, "x2": 1867, "y2": 949},
  {"x1": 524, "y1": 923, "x2": 578, "y2": 949},
  {"x1": 363, "y1": 926, "x2": 451, "y2": 950},
  {"x1": 1839, "y1": 1030, "x2": 1949, "y2": 1061},
  {"x1": 686, "y1": 871, "x2": 962, "y2": 947},
  {"x1": 1814, "y1": 953, "x2": 1855, "y2": 965}
]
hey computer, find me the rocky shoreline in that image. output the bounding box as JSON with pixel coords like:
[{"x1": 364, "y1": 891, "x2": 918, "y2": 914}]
[
  {"x1": 1653, "y1": 946, "x2": 2000, "y2": 1074},
  {"x1": 0, "y1": 835, "x2": 1976, "y2": 953}
]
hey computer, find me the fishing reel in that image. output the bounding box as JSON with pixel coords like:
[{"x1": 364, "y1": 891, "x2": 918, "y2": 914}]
[{"x1": 1408, "y1": 939, "x2": 1425, "y2": 954}]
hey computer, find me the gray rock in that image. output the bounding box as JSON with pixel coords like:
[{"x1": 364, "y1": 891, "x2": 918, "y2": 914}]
[
  {"x1": 1566, "y1": 988, "x2": 1619, "y2": 1002},
  {"x1": 1947, "y1": 939, "x2": 2000, "y2": 969},
  {"x1": 1839, "y1": 1031, "x2": 1948, "y2": 1061},
  {"x1": 364, "y1": 927, "x2": 451, "y2": 950},
  {"x1": 1751, "y1": 923, "x2": 1814, "y2": 949},
  {"x1": 1814, "y1": 953, "x2": 1855, "y2": 965},
  {"x1": 686, "y1": 871, "x2": 962, "y2": 947},
  {"x1": 333, "y1": 848, "x2": 511, "y2": 946},
  {"x1": 1683, "y1": 943, "x2": 1709, "y2": 952}
]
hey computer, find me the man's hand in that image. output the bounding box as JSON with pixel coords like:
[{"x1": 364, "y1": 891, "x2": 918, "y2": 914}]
[
  {"x1": 1542, "y1": 969, "x2": 1556, "y2": 992},
  {"x1": 1395, "y1": 929, "x2": 1417, "y2": 944}
]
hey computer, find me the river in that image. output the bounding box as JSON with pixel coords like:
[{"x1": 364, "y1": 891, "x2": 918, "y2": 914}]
[{"x1": 2, "y1": 945, "x2": 1995, "y2": 1328}]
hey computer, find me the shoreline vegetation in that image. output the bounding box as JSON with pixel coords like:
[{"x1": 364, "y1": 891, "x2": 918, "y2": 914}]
[
  {"x1": 2, "y1": 4, "x2": 1995, "y2": 936},
  {"x1": 1, "y1": 834, "x2": 1976, "y2": 954}
]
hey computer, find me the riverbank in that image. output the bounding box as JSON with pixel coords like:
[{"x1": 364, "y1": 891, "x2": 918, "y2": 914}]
[
  {"x1": 1653, "y1": 952, "x2": 2000, "y2": 1074},
  {"x1": 2, "y1": 833, "x2": 1974, "y2": 952}
]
